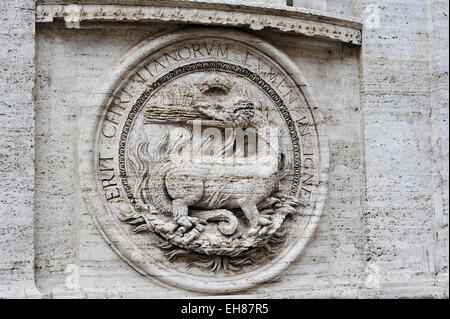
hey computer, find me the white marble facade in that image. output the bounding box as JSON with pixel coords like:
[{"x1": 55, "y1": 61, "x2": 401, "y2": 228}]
[{"x1": 0, "y1": 0, "x2": 448, "y2": 298}]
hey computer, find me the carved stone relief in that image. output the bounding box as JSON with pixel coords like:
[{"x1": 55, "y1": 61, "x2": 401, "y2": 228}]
[
  {"x1": 35, "y1": 3, "x2": 362, "y2": 45},
  {"x1": 80, "y1": 28, "x2": 329, "y2": 293}
]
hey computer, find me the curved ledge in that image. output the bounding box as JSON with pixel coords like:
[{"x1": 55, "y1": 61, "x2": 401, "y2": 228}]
[{"x1": 36, "y1": 2, "x2": 362, "y2": 45}]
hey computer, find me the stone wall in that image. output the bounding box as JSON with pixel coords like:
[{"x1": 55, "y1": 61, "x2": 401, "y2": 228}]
[
  {"x1": 359, "y1": 0, "x2": 449, "y2": 297},
  {"x1": 0, "y1": 0, "x2": 41, "y2": 298},
  {"x1": 0, "y1": 0, "x2": 448, "y2": 298}
]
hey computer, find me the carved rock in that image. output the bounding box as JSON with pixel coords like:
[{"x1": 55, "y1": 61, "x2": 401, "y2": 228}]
[{"x1": 80, "y1": 28, "x2": 328, "y2": 293}]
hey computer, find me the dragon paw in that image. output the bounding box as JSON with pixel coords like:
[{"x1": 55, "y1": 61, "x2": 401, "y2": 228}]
[
  {"x1": 176, "y1": 216, "x2": 193, "y2": 229},
  {"x1": 175, "y1": 216, "x2": 207, "y2": 235}
]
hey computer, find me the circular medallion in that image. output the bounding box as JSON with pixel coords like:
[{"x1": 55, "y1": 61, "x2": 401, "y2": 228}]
[{"x1": 80, "y1": 28, "x2": 329, "y2": 293}]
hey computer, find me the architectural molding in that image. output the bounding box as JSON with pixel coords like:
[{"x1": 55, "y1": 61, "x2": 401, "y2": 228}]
[{"x1": 35, "y1": 2, "x2": 362, "y2": 45}]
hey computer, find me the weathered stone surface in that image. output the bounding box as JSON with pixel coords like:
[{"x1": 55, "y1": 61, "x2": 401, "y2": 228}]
[
  {"x1": 359, "y1": 0, "x2": 448, "y2": 297},
  {"x1": 0, "y1": 0, "x2": 42, "y2": 298},
  {"x1": 74, "y1": 28, "x2": 329, "y2": 293},
  {"x1": 32, "y1": 22, "x2": 359, "y2": 297},
  {"x1": 0, "y1": 0, "x2": 448, "y2": 298},
  {"x1": 35, "y1": 2, "x2": 363, "y2": 44}
]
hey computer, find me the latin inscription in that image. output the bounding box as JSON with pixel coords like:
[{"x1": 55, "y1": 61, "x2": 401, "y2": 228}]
[
  {"x1": 88, "y1": 31, "x2": 327, "y2": 292},
  {"x1": 98, "y1": 155, "x2": 121, "y2": 201}
]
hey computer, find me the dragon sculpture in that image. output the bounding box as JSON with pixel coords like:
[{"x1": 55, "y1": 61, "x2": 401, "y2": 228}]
[{"x1": 120, "y1": 76, "x2": 301, "y2": 269}]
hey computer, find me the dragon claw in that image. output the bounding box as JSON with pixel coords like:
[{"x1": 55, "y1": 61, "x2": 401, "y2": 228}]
[
  {"x1": 175, "y1": 226, "x2": 187, "y2": 235},
  {"x1": 176, "y1": 216, "x2": 193, "y2": 229}
]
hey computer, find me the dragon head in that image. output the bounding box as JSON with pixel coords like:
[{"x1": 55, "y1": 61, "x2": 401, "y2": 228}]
[{"x1": 194, "y1": 97, "x2": 267, "y2": 128}]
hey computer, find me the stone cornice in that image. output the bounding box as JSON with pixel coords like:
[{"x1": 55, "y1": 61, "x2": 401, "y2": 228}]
[{"x1": 35, "y1": 1, "x2": 362, "y2": 45}]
